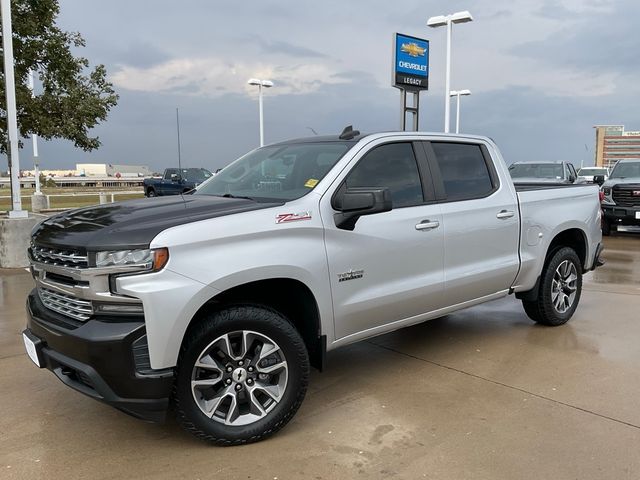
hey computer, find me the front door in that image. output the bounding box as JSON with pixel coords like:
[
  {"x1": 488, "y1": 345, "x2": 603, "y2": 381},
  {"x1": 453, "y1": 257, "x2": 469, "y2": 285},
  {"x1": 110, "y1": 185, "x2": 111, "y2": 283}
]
[{"x1": 321, "y1": 141, "x2": 445, "y2": 340}]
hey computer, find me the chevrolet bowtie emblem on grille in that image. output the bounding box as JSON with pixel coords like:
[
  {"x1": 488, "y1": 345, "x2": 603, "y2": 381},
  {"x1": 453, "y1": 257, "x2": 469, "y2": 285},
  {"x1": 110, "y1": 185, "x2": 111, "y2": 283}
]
[{"x1": 401, "y1": 42, "x2": 426, "y2": 57}]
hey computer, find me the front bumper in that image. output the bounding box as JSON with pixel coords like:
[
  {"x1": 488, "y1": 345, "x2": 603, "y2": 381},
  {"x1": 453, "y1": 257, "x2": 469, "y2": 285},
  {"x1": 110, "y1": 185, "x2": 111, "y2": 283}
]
[
  {"x1": 602, "y1": 205, "x2": 640, "y2": 226},
  {"x1": 25, "y1": 290, "x2": 174, "y2": 422}
]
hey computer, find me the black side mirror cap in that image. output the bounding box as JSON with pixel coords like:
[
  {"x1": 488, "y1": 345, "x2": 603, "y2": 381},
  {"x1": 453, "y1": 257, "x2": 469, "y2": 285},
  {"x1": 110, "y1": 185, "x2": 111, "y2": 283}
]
[
  {"x1": 593, "y1": 175, "x2": 605, "y2": 186},
  {"x1": 332, "y1": 187, "x2": 392, "y2": 230}
]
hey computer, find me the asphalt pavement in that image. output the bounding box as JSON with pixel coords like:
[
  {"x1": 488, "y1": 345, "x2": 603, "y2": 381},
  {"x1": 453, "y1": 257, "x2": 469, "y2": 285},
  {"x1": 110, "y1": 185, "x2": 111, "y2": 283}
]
[{"x1": 1, "y1": 234, "x2": 639, "y2": 480}]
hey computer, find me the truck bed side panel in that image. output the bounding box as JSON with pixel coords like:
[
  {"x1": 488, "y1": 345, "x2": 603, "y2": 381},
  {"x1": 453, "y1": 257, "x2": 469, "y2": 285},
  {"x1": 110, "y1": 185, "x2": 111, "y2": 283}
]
[{"x1": 512, "y1": 184, "x2": 601, "y2": 292}]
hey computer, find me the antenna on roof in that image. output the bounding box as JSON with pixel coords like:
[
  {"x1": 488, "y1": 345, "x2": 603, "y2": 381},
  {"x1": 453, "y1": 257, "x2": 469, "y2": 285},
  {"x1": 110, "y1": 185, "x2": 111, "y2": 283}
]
[{"x1": 339, "y1": 125, "x2": 360, "y2": 140}]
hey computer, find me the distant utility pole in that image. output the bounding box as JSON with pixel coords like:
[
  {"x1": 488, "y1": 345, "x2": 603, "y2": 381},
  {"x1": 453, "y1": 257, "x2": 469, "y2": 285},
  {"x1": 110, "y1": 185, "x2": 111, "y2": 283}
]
[
  {"x1": 28, "y1": 70, "x2": 41, "y2": 194},
  {"x1": 176, "y1": 108, "x2": 182, "y2": 171},
  {"x1": 1, "y1": 0, "x2": 27, "y2": 218}
]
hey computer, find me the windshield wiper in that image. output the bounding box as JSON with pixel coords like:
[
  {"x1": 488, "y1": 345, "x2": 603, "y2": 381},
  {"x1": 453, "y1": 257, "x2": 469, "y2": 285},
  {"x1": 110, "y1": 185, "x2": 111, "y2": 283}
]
[{"x1": 215, "y1": 193, "x2": 257, "y2": 201}]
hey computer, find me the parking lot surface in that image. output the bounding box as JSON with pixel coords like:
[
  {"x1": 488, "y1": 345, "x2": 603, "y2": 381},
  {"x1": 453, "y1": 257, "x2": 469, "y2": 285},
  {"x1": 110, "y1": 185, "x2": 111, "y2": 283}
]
[{"x1": 1, "y1": 235, "x2": 639, "y2": 480}]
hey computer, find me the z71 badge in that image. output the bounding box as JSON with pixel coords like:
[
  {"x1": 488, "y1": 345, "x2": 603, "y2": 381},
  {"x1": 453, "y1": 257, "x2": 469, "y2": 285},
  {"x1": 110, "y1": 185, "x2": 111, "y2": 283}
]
[{"x1": 276, "y1": 211, "x2": 312, "y2": 224}]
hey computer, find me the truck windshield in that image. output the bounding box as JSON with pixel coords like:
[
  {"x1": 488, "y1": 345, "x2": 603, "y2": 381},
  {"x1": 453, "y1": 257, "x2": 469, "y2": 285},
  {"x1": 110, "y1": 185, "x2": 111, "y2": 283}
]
[
  {"x1": 509, "y1": 163, "x2": 564, "y2": 179},
  {"x1": 195, "y1": 142, "x2": 351, "y2": 202},
  {"x1": 577, "y1": 168, "x2": 607, "y2": 176},
  {"x1": 183, "y1": 169, "x2": 213, "y2": 182},
  {"x1": 609, "y1": 161, "x2": 640, "y2": 178}
]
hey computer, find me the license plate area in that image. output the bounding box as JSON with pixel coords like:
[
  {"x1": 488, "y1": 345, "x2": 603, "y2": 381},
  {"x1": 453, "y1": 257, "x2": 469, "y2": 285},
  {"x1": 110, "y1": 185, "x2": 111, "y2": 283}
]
[{"x1": 635, "y1": 211, "x2": 640, "y2": 220}]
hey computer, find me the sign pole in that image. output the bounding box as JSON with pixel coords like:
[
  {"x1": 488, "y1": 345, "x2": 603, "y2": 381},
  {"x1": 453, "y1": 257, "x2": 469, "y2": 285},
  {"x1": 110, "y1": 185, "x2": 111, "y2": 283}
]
[{"x1": 1, "y1": 0, "x2": 27, "y2": 218}]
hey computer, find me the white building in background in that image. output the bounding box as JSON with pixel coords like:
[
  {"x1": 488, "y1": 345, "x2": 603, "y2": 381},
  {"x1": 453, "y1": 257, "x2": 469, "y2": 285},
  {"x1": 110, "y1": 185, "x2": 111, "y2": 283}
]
[{"x1": 76, "y1": 164, "x2": 152, "y2": 177}]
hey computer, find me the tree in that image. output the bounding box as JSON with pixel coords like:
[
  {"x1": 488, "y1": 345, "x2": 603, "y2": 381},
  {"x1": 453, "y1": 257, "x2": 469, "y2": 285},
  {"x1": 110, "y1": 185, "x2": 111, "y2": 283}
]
[{"x1": 0, "y1": 0, "x2": 118, "y2": 153}]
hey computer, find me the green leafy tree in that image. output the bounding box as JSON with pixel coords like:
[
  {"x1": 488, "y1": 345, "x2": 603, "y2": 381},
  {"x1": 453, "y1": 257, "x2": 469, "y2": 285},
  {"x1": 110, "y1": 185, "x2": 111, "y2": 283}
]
[{"x1": 0, "y1": 0, "x2": 118, "y2": 153}]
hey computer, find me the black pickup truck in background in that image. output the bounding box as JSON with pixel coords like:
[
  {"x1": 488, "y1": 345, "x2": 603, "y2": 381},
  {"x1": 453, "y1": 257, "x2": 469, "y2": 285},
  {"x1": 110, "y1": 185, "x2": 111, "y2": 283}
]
[{"x1": 143, "y1": 168, "x2": 213, "y2": 197}]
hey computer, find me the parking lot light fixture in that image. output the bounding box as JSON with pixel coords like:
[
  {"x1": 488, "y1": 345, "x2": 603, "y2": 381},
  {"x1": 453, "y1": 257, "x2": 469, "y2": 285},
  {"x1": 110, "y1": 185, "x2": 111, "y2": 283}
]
[
  {"x1": 248, "y1": 78, "x2": 274, "y2": 147},
  {"x1": 427, "y1": 10, "x2": 473, "y2": 133},
  {"x1": 449, "y1": 89, "x2": 471, "y2": 134}
]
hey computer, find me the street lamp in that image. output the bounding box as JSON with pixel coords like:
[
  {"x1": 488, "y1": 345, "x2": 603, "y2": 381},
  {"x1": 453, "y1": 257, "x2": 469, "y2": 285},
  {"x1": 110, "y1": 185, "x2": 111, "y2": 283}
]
[
  {"x1": 449, "y1": 89, "x2": 471, "y2": 134},
  {"x1": 427, "y1": 10, "x2": 473, "y2": 133},
  {"x1": 247, "y1": 78, "x2": 274, "y2": 147}
]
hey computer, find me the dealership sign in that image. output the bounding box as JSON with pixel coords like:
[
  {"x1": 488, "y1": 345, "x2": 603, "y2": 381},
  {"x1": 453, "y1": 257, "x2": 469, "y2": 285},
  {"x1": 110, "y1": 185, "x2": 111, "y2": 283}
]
[{"x1": 393, "y1": 33, "x2": 429, "y2": 90}]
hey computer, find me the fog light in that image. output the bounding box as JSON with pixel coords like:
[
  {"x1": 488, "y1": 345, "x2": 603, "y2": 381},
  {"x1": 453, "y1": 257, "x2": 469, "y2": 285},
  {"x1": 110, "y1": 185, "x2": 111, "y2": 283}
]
[{"x1": 94, "y1": 303, "x2": 144, "y2": 315}]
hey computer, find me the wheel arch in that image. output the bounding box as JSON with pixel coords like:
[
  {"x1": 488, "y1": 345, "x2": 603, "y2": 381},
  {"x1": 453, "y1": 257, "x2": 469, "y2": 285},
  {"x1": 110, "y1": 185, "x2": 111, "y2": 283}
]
[
  {"x1": 516, "y1": 227, "x2": 588, "y2": 301},
  {"x1": 185, "y1": 278, "x2": 326, "y2": 371}
]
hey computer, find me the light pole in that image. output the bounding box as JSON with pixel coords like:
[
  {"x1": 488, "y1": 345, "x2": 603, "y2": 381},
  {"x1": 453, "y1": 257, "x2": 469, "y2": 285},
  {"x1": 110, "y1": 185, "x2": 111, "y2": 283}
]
[
  {"x1": 1, "y1": 0, "x2": 27, "y2": 218},
  {"x1": 427, "y1": 10, "x2": 473, "y2": 133},
  {"x1": 449, "y1": 89, "x2": 471, "y2": 134},
  {"x1": 248, "y1": 78, "x2": 274, "y2": 147}
]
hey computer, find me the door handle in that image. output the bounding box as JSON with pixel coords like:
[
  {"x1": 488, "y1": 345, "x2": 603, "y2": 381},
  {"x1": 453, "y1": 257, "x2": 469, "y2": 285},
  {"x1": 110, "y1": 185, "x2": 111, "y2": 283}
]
[
  {"x1": 415, "y1": 220, "x2": 440, "y2": 230},
  {"x1": 496, "y1": 210, "x2": 515, "y2": 219}
]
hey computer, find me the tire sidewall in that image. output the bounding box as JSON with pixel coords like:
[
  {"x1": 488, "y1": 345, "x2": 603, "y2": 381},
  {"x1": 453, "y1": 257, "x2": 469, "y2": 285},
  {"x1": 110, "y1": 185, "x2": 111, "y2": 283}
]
[
  {"x1": 539, "y1": 247, "x2": 583, "y2": 325},
  {"x1": 175, "y1": 305, "x2": 309, "y2": 444}
]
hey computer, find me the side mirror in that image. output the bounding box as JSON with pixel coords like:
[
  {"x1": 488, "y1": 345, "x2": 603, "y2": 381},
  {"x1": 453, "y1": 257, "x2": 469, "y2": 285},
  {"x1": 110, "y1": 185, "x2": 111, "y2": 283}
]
[
  {"x1": 332, "y1": 187, "x2": 392, "y2": 230},
  {"x1": 593, "y1": 175, "x2": 605, "y2": 186}
]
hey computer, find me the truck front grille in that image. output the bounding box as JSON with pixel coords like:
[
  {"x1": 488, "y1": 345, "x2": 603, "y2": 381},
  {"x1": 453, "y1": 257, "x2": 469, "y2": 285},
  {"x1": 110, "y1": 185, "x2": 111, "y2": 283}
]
[
  {"x1": 38, "y1": 288, "x2": 93, "y2": 322},
  {"x1": 612, "y1": 185, "x2": 640, "y2": 208},
  {"x1": 31, "y1": 245, "x2": 89, "y2": 269}
]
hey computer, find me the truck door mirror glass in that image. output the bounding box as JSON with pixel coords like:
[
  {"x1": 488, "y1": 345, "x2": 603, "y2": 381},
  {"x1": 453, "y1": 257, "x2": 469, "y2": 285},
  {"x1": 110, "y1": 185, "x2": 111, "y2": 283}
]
[
  {"x1": 332, "y1": 187, "x2": 392, "y2": 230},
  {"x1": 593, "y1": 174, "x2": 605, "y2": 186}
]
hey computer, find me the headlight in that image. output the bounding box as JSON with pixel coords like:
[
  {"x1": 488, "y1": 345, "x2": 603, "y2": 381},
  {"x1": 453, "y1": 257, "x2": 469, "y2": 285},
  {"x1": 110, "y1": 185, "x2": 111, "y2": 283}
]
[
  {"x1": 602, "y1": 187, "x2": 612, "y2": 196},
  {"x1": 95, "y1": 248, "x2": 169, "y2": 271}
]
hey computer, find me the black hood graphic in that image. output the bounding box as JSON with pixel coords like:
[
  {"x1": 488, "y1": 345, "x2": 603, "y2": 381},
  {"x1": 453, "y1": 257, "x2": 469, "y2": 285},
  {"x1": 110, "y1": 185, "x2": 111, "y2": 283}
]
[{"x1": 32, "y1": 195, "x2": 282, "y2": 251}]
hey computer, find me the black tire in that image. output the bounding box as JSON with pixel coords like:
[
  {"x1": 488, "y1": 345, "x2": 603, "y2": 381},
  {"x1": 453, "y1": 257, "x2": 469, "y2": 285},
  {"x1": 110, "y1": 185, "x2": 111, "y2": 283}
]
[
  {"x1": 522, "y1": 247, "x2": 583, "y2": 326},
  {"x1": 174, "y1": 305, "x2": 309, "y2": 446},
  {"x1": 602, "y1": 219, "x2": 611, "y2": 236},
  {"x1": 146, "y1": 188, "x2": 156, "y2": 197}
]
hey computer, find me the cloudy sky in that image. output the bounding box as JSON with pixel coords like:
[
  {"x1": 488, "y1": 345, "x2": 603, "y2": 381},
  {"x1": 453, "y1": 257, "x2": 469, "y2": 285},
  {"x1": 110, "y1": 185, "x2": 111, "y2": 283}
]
[{"x1": 8, "y1": 0, "x2": 640, "y2": 172}]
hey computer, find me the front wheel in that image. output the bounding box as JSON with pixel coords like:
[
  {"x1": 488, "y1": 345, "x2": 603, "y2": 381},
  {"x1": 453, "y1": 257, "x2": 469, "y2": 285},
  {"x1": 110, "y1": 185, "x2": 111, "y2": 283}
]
[
  {"x1": 522, "y1": 247, "x2": 583, "y2": 326},
  {"x1": 146, "y1": 188, "x2": 157, "y2": 197},
  {"x1": 174, "y1": 305, "x2": 309, "y2": 445}
]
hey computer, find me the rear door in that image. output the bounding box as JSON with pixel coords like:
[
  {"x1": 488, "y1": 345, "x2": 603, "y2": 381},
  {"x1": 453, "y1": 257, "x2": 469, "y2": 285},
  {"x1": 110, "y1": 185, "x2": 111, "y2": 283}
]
[
  {"x1": 322, "y1": 140, "x2": 445, "y2": 340},
  {"x1": 423, "y1": 140, "x2": 520, "y2": 306}
]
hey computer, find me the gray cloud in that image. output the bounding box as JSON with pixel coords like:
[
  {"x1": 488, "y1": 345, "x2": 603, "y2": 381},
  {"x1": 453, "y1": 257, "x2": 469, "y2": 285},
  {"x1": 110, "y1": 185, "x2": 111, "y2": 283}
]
[{"x1": 513, "y1": 1, "x2": 640, "y2": 74}]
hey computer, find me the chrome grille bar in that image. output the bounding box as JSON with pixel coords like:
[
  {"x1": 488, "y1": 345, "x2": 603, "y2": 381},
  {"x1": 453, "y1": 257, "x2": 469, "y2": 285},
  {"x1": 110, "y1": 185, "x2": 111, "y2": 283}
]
[
  {"x1": 31, "y1": 246, "x2": 88, "y2": 269},
  {"x1": 38, "y1": 288, "x2": 93, "y2": 321}
]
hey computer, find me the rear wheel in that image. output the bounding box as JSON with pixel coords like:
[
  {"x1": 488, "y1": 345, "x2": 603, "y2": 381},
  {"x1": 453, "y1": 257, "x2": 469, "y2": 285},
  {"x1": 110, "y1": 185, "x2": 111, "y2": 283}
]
[
  {"x1": 522, "y1": 247, "x2": 582, "y2": 326},
  {"x1": 174, "y1": 305, "x2": 309, "y2": 445}
]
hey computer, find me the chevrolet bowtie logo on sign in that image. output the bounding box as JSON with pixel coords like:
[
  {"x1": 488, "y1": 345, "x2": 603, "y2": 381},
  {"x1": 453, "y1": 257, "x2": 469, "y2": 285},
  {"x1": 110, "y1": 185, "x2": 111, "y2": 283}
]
[
  {"x1": 400, "y1": 42, "x2": 427, "y2": 58},
  {"x1": 393, "y1": 33, "x2": 429, "y2": 90}
]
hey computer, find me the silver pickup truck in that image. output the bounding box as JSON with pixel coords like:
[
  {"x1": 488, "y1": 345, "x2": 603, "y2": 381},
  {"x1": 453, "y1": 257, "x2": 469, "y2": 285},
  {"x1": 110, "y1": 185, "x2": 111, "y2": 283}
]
[{"x1": 23, "y1": 129, "x2": 603, "y2": 445}]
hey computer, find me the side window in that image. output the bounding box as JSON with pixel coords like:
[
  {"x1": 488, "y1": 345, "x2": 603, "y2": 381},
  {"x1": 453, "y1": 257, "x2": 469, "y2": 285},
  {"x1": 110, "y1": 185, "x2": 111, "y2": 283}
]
[
  {"x1": 345, "y1": 143, "x2": 424, "y2": 208},
  {"x1": 431, "y1": 142, "x2": 495, "y2": 201},
  {"x1": 164, "y1": 169, "x2": 177, "y2": 180}
]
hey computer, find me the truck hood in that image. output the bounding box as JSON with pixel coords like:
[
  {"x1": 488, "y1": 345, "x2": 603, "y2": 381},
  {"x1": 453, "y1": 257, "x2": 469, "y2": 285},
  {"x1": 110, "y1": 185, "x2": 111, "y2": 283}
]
[
  {"x1": 31, "y1": 195, "x2": 283, "y2": 251},
  {"x1": 603, "y1": 176, "x2": 640, "y2": 188}
]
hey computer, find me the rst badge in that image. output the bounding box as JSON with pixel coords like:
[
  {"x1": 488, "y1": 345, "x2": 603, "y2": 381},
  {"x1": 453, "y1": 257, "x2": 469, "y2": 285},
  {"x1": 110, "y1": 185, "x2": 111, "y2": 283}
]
[
  {"x1": 337, "y1": 269, "x2": 364, "y2": 282},
  {"x1": 276, "y1": 211, "x2": 312, "y2": 224}
]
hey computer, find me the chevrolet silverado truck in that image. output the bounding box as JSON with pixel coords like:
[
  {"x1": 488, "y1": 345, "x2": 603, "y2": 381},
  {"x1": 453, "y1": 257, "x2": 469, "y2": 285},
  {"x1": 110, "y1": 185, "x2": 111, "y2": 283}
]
[
  {"x1": 23, "y1": 129, "x2": 603, "y2": 445},
  {"x1": 143, "y1": 167, "x2": 212, "y2": 197},
  {"x1": 600, "y1": 159, "x2": 640, "y2": 235}
]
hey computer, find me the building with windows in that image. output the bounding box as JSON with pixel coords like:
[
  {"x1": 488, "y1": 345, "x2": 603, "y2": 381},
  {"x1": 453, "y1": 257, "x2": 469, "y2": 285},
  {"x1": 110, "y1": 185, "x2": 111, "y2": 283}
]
[
  {"x1": 594, "y1": 125, "x2": 640, "y2": 170},
  {"x1": 76, "y1": 163, "x2": 152, "y2": 177}
]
